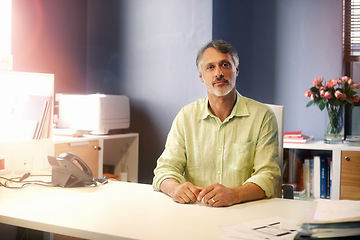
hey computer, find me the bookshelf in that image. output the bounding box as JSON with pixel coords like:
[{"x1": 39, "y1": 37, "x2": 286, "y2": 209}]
[
  {"x1": 0, "y1": 71, "x2": 54, "y2": 141},
  {"x1": 283, "y1": 141, "x2": 360, "y2": 200}
]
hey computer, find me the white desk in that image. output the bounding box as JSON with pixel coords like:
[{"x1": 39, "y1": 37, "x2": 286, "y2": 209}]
[{"x1": 0, "y1": 181, "x2": 313, "y2": 240}]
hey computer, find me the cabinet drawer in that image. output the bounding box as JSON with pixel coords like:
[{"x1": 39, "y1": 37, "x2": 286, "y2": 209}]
[
  {"x1": 54, "y1": 140, "x2": 100, "y2": 178},
  {"x1": 340, "y1": 151, "x2": 360, "y2": 200}
]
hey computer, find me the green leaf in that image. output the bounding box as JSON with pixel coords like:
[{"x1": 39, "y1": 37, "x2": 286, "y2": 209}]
[
  {"x1": 314, "y1": 98, "x2": 321, "y2": 104},
  {"x1": 345, "y1": 99, "x2": 353, "y2": 105},
  {"x1": 306, "y1": 101, "x2": 314, "y2": 107},
  {"x1": 319, "y1": 101, "x2": 326, "y2": 110},
  {"x1": 310, "y1": 87, "x2": 319, "y2": 93}
]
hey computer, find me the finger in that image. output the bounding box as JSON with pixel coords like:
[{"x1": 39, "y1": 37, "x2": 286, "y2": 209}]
[
  {"x1": 212, "y1": 199, "x2": 221, "y2": 207},
  {"x1": 182, "y1": 184, "x2": 202, "y2": 203},
  {"x1": 208, "y1": 197, "x2": 217, "y2": 206},
  {"x1": 197, "y1": 189, "x2": 206, "y2": 202},
  {"x1": 180, "y1": 194, "x2": 192, "y2": 203},
  {"x1": 172, "y1": 194, "x2": 185, "y2": 204},
  {"x1": 187, "y1": 186, "x2": 203, "y2": 202},
  {"x1": 198, "y1": 186, "x2": 215, "y2": 202},
  {"x1": 183, "y1": 189, "x2": 198, "y2": 203},
  {"x1": 203, "y1": 188, "x2": 217, "y2": 204},
  {"x1": 206, "y1": 193, "x2": 217, "y2": 205}
]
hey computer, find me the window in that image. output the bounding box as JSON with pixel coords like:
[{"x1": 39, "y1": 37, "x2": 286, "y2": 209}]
[
  {"x1": 343, "y1": 0, "x2": 360, "y2": 138},
  {"x1": 0, "y1": 0, "x2": 11, "y2": 56},
  {"x1": 343, "y1": 0, "x2": 360, "y2": 78}
]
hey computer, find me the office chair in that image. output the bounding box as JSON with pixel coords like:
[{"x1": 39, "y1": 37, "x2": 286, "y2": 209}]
[{"x1": 265, "y1": 104, "x2": 284, "y2": 198}]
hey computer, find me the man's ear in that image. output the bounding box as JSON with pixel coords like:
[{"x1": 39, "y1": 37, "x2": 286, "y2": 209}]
[
  {"x1": 236, "y1": 68, "x2": 239, "y2": 77},
  {"x1": 199, "y1": 72, "x2": 204, "y2": 82}
]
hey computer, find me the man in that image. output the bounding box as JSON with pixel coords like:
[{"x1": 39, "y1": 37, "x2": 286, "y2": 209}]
[{"x1": 152, "y1": 40, "x2": 281, "y2": 207}]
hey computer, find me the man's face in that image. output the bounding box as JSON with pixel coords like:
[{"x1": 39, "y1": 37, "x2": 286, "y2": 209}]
[{"x1": 199, "y1": 47, "x2": 239, "y2": 97}]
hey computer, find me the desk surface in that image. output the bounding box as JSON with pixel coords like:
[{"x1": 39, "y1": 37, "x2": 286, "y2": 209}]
[{"x1": 0, "y1": 181, "x2": 313, "y2": 240}]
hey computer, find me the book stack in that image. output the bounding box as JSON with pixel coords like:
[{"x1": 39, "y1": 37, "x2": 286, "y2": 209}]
[
  {"x1": 294, "y1": 189, "x2": 307, "y2": 200},
  {"x1": 303, "y1": 155, "x2": 332, "y2": 199},
  {"x1": 284, "y1": 131, "x2": 314, "y2": 144}
]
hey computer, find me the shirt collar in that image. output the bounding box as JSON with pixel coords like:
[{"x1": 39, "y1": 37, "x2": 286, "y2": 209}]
[{"x1": 200, "y1": 90, "x2": 250, "y2": 120}]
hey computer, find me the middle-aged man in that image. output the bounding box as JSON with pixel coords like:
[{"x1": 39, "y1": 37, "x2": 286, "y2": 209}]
[{"x1": 152, "y1": 40, "x2": 281, "y2": 207}]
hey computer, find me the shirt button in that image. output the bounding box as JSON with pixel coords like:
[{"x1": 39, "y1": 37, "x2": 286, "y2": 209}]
[
  {"x1": 218, "y1": 147, "x2": 221, "y2": 151},
  {"x1": 217, "y1": 171, "x2": 221, "y2": 174}
]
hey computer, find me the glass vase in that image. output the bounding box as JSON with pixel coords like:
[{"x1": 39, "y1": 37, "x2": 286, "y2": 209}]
[{"x1": 324, "y1": 104, "x2": 344, "y2": 144}]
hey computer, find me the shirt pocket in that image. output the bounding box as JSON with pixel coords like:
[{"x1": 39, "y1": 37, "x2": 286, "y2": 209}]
[{"x1": 228, "y1": 142, "x2": 255, "y2": 171}]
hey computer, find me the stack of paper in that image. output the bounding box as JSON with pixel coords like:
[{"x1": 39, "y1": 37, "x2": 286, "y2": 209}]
[
  {"x1": 297, "y1": 199, "x2": 360, "y2": 239},
  {"x1": 220, "y1": 216, "x2": 300, "y2": 240},
  {"x1": 344, "y1": 136, "x2": 360, "y2": 146}
]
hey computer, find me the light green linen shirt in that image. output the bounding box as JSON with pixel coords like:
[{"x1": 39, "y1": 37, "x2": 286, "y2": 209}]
[{"x1": 152, "y1": 91, "x2": 281, "y2": 197}]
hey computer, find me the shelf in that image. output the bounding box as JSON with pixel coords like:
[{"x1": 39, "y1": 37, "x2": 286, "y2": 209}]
[
  {"x1": 284, "y1": 140, "x2": 360, "y2": 151},
  {"x1": 284, "y1": 141, "x2": 360, "y2": 200}
]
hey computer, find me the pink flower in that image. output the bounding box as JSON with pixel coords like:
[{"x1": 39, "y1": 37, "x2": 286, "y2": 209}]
[
  {"x1": 304, "y1": 90, "x2": 312, "y2": 97},
  {"x1": 340, "y1": 93, "x2": 347, "y2": 100},
  {"x1": 334, "y1": 91, "x2": 346, "y2": 100},
  {"x1": 351, "y1": 96, "x2": 360, "y2": 103},
  {"x1": 353, "y1": 83, "x2": 360, "y2": 89},
  {"x1": 320, "y1": 90, "x2": 325, "y2": 97},
  {"x1": 335, "y1": 90, "x2": 342, "y2": 99},
  {"x1": 342, "y1": 76, "x2": 349, "y2": 81},
  {"x1": 305, "y1": 76, "x2": 360, "y2": 109},
  {"x1": 312, "y1": 77, "x2": 323, "y2": 88},
  {"x1": 325, "y1": 79, "x2": 337, "y2": 89},
  {"x1": 324, "y1": 91, "x2": 333, "y2": 99}
]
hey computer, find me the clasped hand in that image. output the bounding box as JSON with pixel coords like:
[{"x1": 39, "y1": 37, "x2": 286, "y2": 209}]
[{"x1": 171, "y1": 182, "x2": 239, "y2": 207}]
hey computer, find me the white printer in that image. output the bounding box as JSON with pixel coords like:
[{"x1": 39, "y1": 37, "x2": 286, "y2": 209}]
[{"x1": 57, "y1": 94, "x2": 130, "y2": 134}]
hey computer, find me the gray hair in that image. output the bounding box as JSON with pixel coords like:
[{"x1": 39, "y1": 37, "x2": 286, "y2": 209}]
[{"x1": 196, "y1": 40, "x2": 239, "y2": 72}]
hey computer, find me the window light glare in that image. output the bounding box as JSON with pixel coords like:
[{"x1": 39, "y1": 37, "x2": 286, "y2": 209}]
[{"x1": 0, "y1": 0, "x2": 12, "y2": 56}]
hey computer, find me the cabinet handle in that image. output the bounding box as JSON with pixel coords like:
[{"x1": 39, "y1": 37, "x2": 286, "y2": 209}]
[
  {"x1": 345, "y1": 156, "x2": 350, "y2": 161},
  {"x1": 94, "y1": 146, "x2": 101, "y2": 151}
]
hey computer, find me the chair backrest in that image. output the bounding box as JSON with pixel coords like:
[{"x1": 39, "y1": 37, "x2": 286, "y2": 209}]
[{"x1": 265, "y1": 104, "x2": 284, "y2": 198}]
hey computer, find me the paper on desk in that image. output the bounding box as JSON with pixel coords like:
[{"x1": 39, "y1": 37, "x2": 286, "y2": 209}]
[
  {"x1": 219, "y1": 216, "x2": 300, "y2": 240},
  {"x1": 312, "y1": 199, "x2": 360, "y2": 223}
]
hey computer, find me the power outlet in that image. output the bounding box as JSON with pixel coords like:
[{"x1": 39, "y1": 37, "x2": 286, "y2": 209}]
[
  {"x1": 14, "y1": 154, "x2": 33, "y2": 174},
  {"x1": 0, "y1": 158, "x2": 5, "y2": 170},
  {"x1": 0, "y1": 154, "x2": 11, "y2": 174}
]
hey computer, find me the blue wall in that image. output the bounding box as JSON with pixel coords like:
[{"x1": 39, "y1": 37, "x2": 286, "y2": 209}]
[
  {"x1": 213, "y1": 0, "x2": 343, "y2": 140},
  {"x1": 86, "y1": 0, "x2": 213, "y2": 183}
]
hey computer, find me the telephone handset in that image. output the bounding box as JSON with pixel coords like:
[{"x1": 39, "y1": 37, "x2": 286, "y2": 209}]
[{"x1": 48, "y1": 152, "x2": 96, "y2": 187}]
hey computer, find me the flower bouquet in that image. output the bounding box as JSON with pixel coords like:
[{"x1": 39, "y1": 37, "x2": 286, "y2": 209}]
[{"x1": 304, "y1": 76, "x2": 360, "y2": 143}]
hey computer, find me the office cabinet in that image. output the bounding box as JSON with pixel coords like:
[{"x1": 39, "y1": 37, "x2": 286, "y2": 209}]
[
  {"x1": 53, "y1": 133, "x2": 139, "y2": 182},
  {"x1": 340, "y1": 151, "x2": 360, "y2": 200},
  {"x1": 54, "y1": 140, "x2": 100, "y2": 178},
  {"x1": 283, "y1": 141, "x2": 360, "y2": 200}
]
